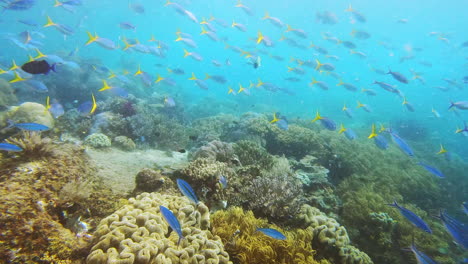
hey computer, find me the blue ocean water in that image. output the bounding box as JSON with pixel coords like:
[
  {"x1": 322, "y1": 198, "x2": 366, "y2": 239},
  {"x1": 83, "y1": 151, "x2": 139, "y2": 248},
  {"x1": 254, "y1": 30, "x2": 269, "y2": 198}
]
[
  {"x1": 2, "y1": 0, "x2": 467, "y2": 153},
  {"x1": 1, "y1": 0, "x2": 468, "y2": 263}
]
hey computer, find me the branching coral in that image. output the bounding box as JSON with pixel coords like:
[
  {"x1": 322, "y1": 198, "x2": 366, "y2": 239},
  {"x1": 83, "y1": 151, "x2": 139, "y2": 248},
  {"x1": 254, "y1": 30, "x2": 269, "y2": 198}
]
[
  {"x1": 86, "y1": 192, "x2": 232, "y2": 264},
  {"x1": 0, "y1": 143, "x2": 97, "y2": 262},
  {"x1": 6, "y1": 131, "x2": 57, "y2": 160},
  {"x1": 243, "y1": 156, "x2": 304, "y2": 221},
  {"x1": 59, "y1": 179, "x2": 93, "y2": 205},
  {"x1": 233, "y1": 140, "x2": 274, "y2": 169},
  {"x1": 211, "y1": 206, "x2": 331, "y2": 264}
]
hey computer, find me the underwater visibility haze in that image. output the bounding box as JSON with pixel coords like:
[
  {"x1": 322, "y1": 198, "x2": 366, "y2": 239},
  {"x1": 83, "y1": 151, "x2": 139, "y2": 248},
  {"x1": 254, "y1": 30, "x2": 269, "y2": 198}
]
[{"x1": 0, "y1": 0, "x2": 467, "y2": 263}]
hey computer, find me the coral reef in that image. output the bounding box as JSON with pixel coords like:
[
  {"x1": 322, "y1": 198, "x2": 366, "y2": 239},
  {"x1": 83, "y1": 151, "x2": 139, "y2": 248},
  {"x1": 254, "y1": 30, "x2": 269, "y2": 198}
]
[
  {"x1": 192, "y1": 140, "x2": 238, "y2": 164},
  {"x1": 2, "y1": 101, "x2": 54, "y2": 129},
  {"x1": 243, "y1": 156, "x2": 304, "y2": 221},
  {"x1": 298, "y1": 205, "x2": 373, "y2": 264},
  {"x1": 113, "y1": 135, "x2": 136, "y2": 151},
  {"x1": 5, "y1": 131, "x2": 57, "y2": 160},
  {"x1": 86, "y1": 192, "x2": 232, "y2": 264},
  {"x1": 266, "y1": 125, "x2": 327, "y2": 159},
  {"x1": 211, "y1": 206, "x2": 331, "y2": 264},
  {"x1": 176, "y1": 158, "x2": 235, "y2": 209},
  {"x1": 233, "y1": 140, "x2": 274, "y2": 169},
  {"x1": 0, "y1": 78, "x2": 17, "y2": 111},
  {"x1": 0, "y1": 143, "x2": 96, "y2": 262},
  {"x1": 84, "y1": 133, "x2": 112, "y2": 148},
  {"x1": 133, "y1": 168, "x2": 174, "y2": 194},
  {"x1": 293, "y1": 155, "x2": 340, "y2": 215}
]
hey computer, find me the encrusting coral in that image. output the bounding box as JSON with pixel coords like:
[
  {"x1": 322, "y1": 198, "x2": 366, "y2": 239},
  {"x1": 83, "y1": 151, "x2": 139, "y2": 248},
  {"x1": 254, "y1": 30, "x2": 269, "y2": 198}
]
[
  {"x1": 86, "y1": 192, "x2": 232, "y2": 264},
  {"x1": 192, "y1": 140, "x2": 238, "y2": 164},
  {"x1": 84, "y1": 133, "x2": 112, "y2": 148},
  {"x1": 211, "y1": 206, "x2": 331, "y2": 264},
  {"x1": 298, "y1": 205, "x2": 373, "y2": 264}
]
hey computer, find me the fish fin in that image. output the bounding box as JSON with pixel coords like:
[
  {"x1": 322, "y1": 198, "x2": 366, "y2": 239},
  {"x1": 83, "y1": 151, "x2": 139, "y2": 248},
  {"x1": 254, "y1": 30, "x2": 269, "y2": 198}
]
[
  {"x1": 256, "y1": 31, "x2": 264, "y2": 44},
  {"x1": 367, "y1": 124, "x2": 377, "y2": 139},
  {"x1": 44, "y1": 16, "x2": 56, "y2": 27},
  {"x1": 51, "y1": 63, "x2": 57, "y2": 73},
  {"x1": 311, "y1": 111, "x2": 321, "y2": 122},
  {"x1": 338, "y1": 124, "x2": 346, "y2": 134},
  {"x1": 6, "y1": 119, "x2": 15, "y2": 129}
]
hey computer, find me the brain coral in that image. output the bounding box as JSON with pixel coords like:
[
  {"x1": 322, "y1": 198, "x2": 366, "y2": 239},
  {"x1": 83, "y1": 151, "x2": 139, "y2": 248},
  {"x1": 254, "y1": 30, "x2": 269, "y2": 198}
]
[
  {"x1": 86, "y1": 192, "x2": 232, "y2": 264},
  {"x1": 299, "y1": 205, "x2": 373, "y2": 264}
]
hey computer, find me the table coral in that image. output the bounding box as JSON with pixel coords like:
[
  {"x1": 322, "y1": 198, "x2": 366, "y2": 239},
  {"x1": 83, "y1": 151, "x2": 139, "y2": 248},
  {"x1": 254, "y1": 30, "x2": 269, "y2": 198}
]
[
  {"x1": 211, "y1": 206, "x2": 331, "y2": 264},
  {"x1": 298, "y1": 205, "x2": 373, "y2": 264},
  {"x1": 86, "y1": 192, "x2": 232, "y2": 264}
]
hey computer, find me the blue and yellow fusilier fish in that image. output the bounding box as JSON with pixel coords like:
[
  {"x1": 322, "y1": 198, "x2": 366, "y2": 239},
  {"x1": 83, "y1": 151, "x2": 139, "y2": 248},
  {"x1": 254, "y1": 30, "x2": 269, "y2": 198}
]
[
  {"x1": 311, "y1": 111, "x2": 336, "y2": 131},
  {"x1": 387, "y1": 201, "x2": 432, "y2": 234},
  {"x1": 0, "y1": 142, "x2": 23, "y2": 152},
  {"x1": 7, "y1": 120, "x2": 50, "y2": 131},
  {"x1": 176, "y1": 179, "x2": 199, "y2": 204},
  {"x1": 159, "y1": 206, "x2": 184, "y2": 246},
  {"x1": 256, "y1": 228, "x2": 286, "y2": 240}
]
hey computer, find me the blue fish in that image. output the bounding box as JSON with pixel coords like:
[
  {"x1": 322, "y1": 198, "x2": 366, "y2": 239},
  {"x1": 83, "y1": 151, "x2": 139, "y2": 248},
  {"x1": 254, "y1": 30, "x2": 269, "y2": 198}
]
[
  {"x1": 388, "y1": 130, "x2": 414, "y2": 156},
  {"x1": 0, "y1": 142, "x2": 23, "y2": 152},
  {"x1": 256, "y1": 228, "x2": 286, "y2": 240},
  {"x1": 374, "y1": 134, "x2": 389, "y2": 150},
  {"x1": 409, "y1": 243, "x2": 438, "y2": 264},
  {"x1": 276, "y1": 119, "x2": 288, "y2": 130},
  {"x1": 2, "y1": 0, "x2": 35, "y2": 10},
  {"x1": 418, "y1": 162, "x2": 445, "y2": 178},
  {"x1": 438, "y1": 210, "x2": 468, "y2": 249},
  {"x1": 77, "y1": 101, "x2": 93, "y2": 115},
  {"x1": 387, "y1": 201, "x2": 432, "y2": 233},
  {"x1": 344, "y1": 129, "x2": 357, "y2": 140},
  {"x1": 219, "y1": 175, "x2": 227, "y2": 189},
  {"x1": 463, "y1": 202, "x2": 468, "y2": 215},
  {"x1": 176, "y1": 179, "x2": 199, "y2": 204},
  {"x1": 18, "y1": 19, "x2": 38, "y2": 26},
  {"x1": 159, "y1": 206, "x2": 184, "y2": 246},
  {"x1": 7, "y1": 120, "x2": 50, "y2": 131},
  {"x1": 312, "y1": 111, "x2": 336, "y2": 131}
]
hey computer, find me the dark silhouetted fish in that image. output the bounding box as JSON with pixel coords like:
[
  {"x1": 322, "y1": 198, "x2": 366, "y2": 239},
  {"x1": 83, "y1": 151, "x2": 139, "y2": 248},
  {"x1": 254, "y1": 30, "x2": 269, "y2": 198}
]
[{"x1": 21, "y1": 60, "x2": 56, "y2": 74}]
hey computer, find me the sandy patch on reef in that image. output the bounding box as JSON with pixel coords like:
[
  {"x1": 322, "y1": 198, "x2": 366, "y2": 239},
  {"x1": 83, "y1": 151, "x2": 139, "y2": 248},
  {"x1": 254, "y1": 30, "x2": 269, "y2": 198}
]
[{"x1": 86, "y1": 148, "x2": 188, "y2": 194}]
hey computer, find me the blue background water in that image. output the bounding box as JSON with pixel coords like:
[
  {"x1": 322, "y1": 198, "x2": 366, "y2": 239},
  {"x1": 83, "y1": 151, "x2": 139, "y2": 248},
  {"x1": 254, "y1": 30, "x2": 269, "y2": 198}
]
[{"x1": 1, "y1": 0, "x2": 468, "y2": 158}]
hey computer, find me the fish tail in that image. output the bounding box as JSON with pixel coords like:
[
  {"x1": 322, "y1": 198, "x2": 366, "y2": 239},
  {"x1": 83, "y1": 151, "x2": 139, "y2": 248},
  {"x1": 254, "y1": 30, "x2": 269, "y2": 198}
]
[
  {"x1": 6, "y1": 119, "x2": 15, "y2": 129},
  {"x1": 448, "y1": 101, "x2": 454, "y2": 109}
]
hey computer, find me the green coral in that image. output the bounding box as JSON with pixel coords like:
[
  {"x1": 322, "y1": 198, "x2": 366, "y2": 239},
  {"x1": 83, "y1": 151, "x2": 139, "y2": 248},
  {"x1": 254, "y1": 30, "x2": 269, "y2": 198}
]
[
  {"x1": 233, "y1": 140, "x2": 274, "y2": 168},
  {"x1": 113, "y1": 136, "x2": 136, "y2": 151},
  {"x1": 86, "y1": 192, "x2": 232, "y2": 264},
  {"x1": 0, "y1": 79, "x2": 17, "y2": 111},
  {"x1": 266, "y1": 124, "x2": 327, "y2": 159},
  {"x1": 84, "y1": 133, "x2": 111, "y2": 148},
  {"x1": 298, "y1": 205, "x2": 373, "y2": 264}
]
